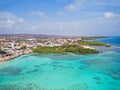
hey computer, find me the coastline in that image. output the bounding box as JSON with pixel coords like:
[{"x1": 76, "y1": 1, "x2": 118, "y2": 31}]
[
  {"x1": 0, "y1": 36, "x2": 119, "y2": 90},
  {"x1": 0, "y1": 45, "x2": 99, "y2": 62},
  {"x1": 0, "y1": 39, "x2": 111, "y2": 62},
  {"x1": 33, "y1": 45, "x2": 99, "y2": 55},
  {"x1": 0, "y1": 49, "x2": 32, "y2": 62}
]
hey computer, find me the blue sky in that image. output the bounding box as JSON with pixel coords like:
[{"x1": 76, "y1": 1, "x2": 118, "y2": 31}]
[{"x1": 0, "y1": 0, "x2": 120, "y2": 36}]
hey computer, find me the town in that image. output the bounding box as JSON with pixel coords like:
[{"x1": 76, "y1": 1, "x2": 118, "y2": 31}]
[
  {"x1": 0, "y1": 34, "x2": 82, "y2": 62},
  {"x1": 0, "y1": 34, "x2": 110, "y2": 62}
]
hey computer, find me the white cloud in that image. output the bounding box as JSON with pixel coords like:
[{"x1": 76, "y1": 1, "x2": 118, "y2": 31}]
[
  {"x1": 0, "y1": 12, "x2": 26, "y2": 31},
  {"x1": 18, "y1": 18, "x2": 25, "y2": 22},
  {"x1": 38, "y1": 11, "x2": 48, "y2": 19},
  {"x1": 0, "y1": 11, "x2": 119, "y2": 35},
  {"x1": 6, "y1": 19, "x2": 15, "y2": 24},
  {"x1": 65, "y1": 0, "x2": 120, "y2": 12},
  {"x1": 0, "y1": 13, "x2": 15, "y2": 28},
  {"x1": 104, "y1": 12, "x2": 116, "y2": 19},
  {"x1": 38, "y1": 12, "x2": 46, "y2": 17},
  {"x1": 29, "y1": 16, "x2": 120, "y2": 36},
  {"x1": 32, "y1": 25, "x2": 44, "y2": 30},
  {"x1": 0, "y1": 19, "x2": 15, "y2": 28},
  {"x1": 65, "y1": 4, "x2": 76, "y2": 11},
  {"x1": 59, "y1": 25, "x2": 64, "y2": 29},
  {"x1": 57, "y1": 12, "x2": 64, "y2": 15}
]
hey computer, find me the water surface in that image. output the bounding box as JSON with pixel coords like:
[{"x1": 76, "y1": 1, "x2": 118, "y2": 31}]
[{"x1": 0, "y1": 36, "x2": 120, "y2": 90}]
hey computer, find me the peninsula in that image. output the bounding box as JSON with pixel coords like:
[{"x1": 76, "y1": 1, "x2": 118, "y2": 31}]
[
  {"x1": 0, "y1": 34, "x2": 110, "y2": 62},
  {"x1": 33, "y1": 45, "x2": 99, "y2": 54},
  {"x1": 33, "y1": 38, "x2": 110, "y2": 54}
]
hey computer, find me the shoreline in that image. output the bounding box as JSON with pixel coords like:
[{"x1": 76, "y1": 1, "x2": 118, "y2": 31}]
[
  {"x1": 0, "y1": 45, "x2": 114, "y2": 63},
  {"x1": 0, "y1": 49, "x2": 32, "y2": 62}
]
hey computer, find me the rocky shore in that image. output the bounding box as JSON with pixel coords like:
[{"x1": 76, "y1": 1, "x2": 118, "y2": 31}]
[{"x1": 0, "y1": 49, "x2": 32, "y2": 62}]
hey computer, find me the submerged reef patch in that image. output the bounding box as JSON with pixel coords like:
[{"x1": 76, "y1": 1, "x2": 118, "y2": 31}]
[
  {"x1": 0, "y1": 67, "x2": 22, "y2": 76},
  {"x1": 67, "y1": 83, "x2": 89, "y2": 90}
]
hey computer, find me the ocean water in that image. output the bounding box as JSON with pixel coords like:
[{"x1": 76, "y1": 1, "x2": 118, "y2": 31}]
[
  {"x1": 0, "y1": 37, "x2": 120, "y2": 90},
  {"x1": 95, "y1": 36, "x2": 120, "y2": 46}
]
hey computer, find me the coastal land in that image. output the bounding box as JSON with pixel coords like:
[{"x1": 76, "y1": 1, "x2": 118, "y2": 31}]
[
  {"x1": 33, "y1": 41, "x2": 110, "y2": 54},
  {"x1": 33, "y1": 45, "x2": 99, "y2": 54},
  {"x1": 0, "y1": 34, "x2": 110, "y2": 62},
  {"x1": 0, "y1": 49, "x2": 32, "y2": 62}
]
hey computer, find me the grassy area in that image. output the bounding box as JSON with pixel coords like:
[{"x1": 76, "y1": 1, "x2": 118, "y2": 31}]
[
  {"x1": 78, "y1": 40, "x2": 110, "y2": 47},
  {"x1": 33, "y1": 45, "x2": 99, "y2": 54}
]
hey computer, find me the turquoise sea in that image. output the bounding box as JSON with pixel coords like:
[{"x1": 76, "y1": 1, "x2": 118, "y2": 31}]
[{"x1": 0, "y1": 36, "x2": 120, "y2": 90}]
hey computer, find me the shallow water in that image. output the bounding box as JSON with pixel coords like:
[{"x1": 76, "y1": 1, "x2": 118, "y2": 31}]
[{"x1": 0, "y1": 37, "x2": 120, "y2": 90}]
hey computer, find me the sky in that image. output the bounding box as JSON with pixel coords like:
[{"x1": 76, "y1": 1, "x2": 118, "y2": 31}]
[{"x1": 0, "y1": 0, "x2": 120, "y2": 36}]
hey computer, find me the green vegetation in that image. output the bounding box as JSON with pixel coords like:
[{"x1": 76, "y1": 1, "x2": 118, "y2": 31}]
[
  {"x1": 78, "y1": 40, "x2": 110, "y2": 47},
  {"x1": 33, "y1": 46, "x2": 65, "y2": 54},
  {"x1": 64, "y1": 45, "x2": 99, "y2": 54},
  {"x1": 33, "y1": 40, "x2": 111, "y2": 54},
  {"x1": 81, "y1": 36, "x2": 107, "y2": 40},
  {"x1": 33, "y1": 45, "x2": 99, "y2": 54}
]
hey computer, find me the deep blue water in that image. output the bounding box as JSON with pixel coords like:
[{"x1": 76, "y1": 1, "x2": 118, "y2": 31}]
[
  {"x1": 95, "y1": 36, "x2": 120, "y2": 46},
  {"x1": 0, "y1": 36, "x2": 120, "y2": 90}
]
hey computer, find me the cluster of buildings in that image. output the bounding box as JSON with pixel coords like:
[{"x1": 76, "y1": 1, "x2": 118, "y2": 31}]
[
  {"x1": 0, "y1": 37, "x2": 35, "y2": 61},
  {"x1": 38, "y1": 37, "x2": 81, "y2": 47},
  {"x1": 0, "y1": 36, "x2": 82, "y2": 49},
  {"x1": 0, "y1": 36, "x2": 82, "y2": 61}
]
